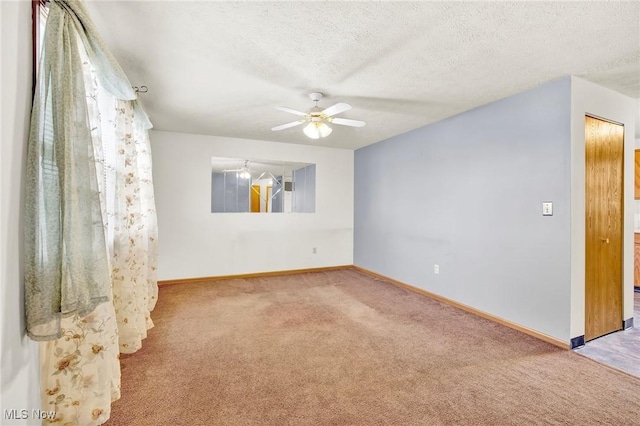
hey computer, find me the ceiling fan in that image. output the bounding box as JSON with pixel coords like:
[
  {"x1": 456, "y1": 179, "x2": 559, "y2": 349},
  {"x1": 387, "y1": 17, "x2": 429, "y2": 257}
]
[
  {"x1": 271, "y1": 92, "x2": 366, "y2": 139},
  {"x1": 223, "y1": 160, "x2": 251, "y2": 179}
]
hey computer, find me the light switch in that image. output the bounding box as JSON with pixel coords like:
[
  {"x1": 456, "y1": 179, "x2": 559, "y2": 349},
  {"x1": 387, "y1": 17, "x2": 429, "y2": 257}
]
[{"x1": 542, "y1": 202, "x2": 553, "y2": 216}]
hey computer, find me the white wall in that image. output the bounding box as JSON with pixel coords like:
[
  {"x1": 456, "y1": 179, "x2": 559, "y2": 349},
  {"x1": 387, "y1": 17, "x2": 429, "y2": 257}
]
[
  {"x1": 569, "y1": 76, "x2": 638, "y2": 339},
  {"x1": 150, "y1": 130, "x2": 354, "y2": 280},
  {"x1": 1, "y1": 0, "x2": 42, "y2": 422}
]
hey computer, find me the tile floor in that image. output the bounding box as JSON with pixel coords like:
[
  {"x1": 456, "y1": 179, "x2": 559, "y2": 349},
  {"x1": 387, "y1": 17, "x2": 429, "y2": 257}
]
[{"x1": 574, "y1": 290, "x2": 640, "y2": 378}]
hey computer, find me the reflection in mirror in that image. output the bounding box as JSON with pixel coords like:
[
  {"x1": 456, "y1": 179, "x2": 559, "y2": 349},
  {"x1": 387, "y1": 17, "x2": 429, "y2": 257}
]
[{"x1": 211, "y1": 157, "x2": 315, "y2": 213}]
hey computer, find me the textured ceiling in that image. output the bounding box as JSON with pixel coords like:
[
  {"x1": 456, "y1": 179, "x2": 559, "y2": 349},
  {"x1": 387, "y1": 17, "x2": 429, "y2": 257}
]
[{"x1": 86, "y1": 0, "x2": 640, "y2": 150}]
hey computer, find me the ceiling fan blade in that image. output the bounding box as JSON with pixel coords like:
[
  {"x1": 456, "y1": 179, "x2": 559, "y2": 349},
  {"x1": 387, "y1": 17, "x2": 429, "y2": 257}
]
[
  {"x1": 322, "y1": 102, "x2": 351, "y2": 117},
  {"x1": 271, "y1": 120, "x2": 306, "y2": 131},
  {"x1": 276, "y1": 106, "x2": 307, "y2": 116},
  {"x1": 330, "y1": 117, "x2": 366, "y2": 128}
]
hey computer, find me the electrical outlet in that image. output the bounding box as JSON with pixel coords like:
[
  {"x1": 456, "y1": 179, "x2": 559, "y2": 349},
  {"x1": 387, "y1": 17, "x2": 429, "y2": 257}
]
[
  {"x1": 312, "y1": 247, "x2": 317, "y2": 254},
  {"x1": 434, "y1": 264, "x2": 440, "y2": 274}
]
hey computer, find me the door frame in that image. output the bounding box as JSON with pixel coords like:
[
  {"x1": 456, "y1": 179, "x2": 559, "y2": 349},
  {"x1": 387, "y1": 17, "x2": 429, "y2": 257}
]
[
  {"x1": 568, "y1": 77, "x2": 636, "y2": 346},
  {"x1": 584, "y1": 114, "x2": 624, "y2": 341}
]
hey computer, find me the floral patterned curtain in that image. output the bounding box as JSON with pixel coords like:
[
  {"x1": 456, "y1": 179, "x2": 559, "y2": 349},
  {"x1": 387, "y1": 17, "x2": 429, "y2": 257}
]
[
  {"x1": 105, "y1": 98, "x2": 158, "y2": 354},
  {"x1": 39, "y1": 303, "x2": 121, "y2": 425},
  {"x1": 28, "y1": 1, "x2": 158, "y2": 424}
]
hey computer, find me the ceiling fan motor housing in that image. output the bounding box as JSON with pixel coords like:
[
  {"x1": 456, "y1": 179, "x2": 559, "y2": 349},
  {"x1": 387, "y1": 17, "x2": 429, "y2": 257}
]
[{"x1": 309, "y1": 92, "x2": 323, "y2": 102}]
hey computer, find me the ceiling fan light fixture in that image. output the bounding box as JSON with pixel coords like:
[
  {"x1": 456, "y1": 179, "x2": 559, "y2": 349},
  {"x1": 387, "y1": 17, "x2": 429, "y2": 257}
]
[
  {"x1": 303, "y1": 122, "x2": 320, "y2": 139},
  {"x1": 318, "y1": 122, "x2": 332, "y2": 137},
  {"x1": 303, "y1": 121, "x2": 332, "y2": 139},
  {"x1": 238, "y1": 162, "x2": 251, "y2": 179}
]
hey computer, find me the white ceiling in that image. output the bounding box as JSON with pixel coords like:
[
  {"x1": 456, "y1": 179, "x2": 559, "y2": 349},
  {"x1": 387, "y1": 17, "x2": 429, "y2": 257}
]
[{"x1": 86, "y1": 0, "x2": 640, "y2": 150}]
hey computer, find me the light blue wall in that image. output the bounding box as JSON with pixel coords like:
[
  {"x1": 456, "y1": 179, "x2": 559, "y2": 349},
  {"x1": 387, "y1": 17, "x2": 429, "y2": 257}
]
[
  {"x1": 354, "y1": 77, "x2": 572, "y2": 341},
  {"x1": 211, "y1": 172, "x2": 225, "y2": 212},
  {"x1": 210, "y1": 172, "x2": 250, "y2": 213},
  {"x1": 292, "y1": 164, "x2": 316, "y2": 213},
  {"x1": 271, "y1": 176, "x2": 284, "y2": 213}
]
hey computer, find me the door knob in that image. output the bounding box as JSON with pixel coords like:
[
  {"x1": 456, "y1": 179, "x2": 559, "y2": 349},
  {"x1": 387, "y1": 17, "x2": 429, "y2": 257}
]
[{"x1": 601, "y1": 237, "x2": 610, "y2": 244}]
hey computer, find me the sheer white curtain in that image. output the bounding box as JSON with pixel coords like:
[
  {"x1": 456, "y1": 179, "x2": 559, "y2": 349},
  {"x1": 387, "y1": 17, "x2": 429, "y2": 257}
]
[
  {"x1": 26, "y1": 1, "x2": 158, "y2": 424},
  {"x1": 101, "y1": 95, "x2": 158, "y2": 354}
]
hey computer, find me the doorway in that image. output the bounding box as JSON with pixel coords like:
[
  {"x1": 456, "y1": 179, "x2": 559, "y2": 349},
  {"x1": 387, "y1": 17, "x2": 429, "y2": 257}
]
[
  {"x1": 251, "y1": 185, "x2": 261, "y2": 213},
  {"x1": 584, "y1": 115, "x2": 625, "y2": 341}
]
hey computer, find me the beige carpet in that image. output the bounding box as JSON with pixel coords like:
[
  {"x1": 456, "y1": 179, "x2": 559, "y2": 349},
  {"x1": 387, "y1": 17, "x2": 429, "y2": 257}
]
[{"x1": 106, "y1": 269, "x2": 640, "y2": 425}]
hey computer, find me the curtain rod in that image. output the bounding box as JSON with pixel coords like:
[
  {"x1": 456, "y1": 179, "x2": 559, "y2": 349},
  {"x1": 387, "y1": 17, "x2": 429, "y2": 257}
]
[{"x1": 33, "y1": 1, "x2": 149, "y2": 97}]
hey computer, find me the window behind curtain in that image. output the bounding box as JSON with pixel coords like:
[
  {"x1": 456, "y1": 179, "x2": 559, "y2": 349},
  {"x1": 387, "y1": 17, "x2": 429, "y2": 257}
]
[
  {"x1": 33, "y1": 1, "x2": 117, "y2": 250},
  {"x1": 33, "y1": 0, "x2": 49, "y2": 92}
]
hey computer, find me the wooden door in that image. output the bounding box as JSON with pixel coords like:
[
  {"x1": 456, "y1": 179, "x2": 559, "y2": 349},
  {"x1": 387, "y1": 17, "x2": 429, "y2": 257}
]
[
  {"x1": 585, "y1": 115, "x2": 624, "y2": 341},
  {"x1": 251, "y1": 185, "x2": 260, "y2": 213},
  {"x1": 266, "y1": 186, "x2": 272, "y2": 213},
  {"x1": 634, "y1": 234, "x2": 640, "y2": 288},
  {"x1": 634, "y1": 150, "x2": 640, "y2": 199}
]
